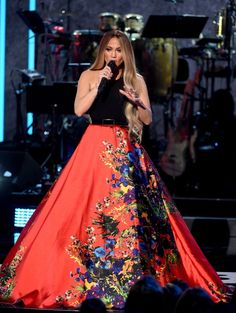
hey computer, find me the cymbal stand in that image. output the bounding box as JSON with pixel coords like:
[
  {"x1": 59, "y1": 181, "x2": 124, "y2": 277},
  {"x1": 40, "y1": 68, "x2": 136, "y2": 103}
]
[
  {"x1": 10, "y1": 69, "x2": 26, "y2": 145},
  {"x1": 40, "y1": 104, "x2": 63, "y2": 181},
  {"x1": 226, "y1": 1, "x2": 236, "y2": 90}
]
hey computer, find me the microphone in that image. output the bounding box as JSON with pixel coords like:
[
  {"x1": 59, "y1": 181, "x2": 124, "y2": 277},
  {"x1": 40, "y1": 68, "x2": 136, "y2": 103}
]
[{"x1": 97, "y1": 60, "x2": 116, "y2": 95}]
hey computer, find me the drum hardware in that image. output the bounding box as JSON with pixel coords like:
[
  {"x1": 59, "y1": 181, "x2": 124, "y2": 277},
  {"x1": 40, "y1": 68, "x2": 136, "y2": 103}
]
[
  {"x1": 179, "y1": 46, "x2": 204, "y2": 57},
  {"x1": 64, "y1": 29, "x2": 102, "y2": 81},
  {"x1": 46, "y1": 32, "x2": 71, "y2": 47},
  {"x1": 213, "y1": 1, "x2": 236, "y2": 91},
  {"x1": 196, "y1": 37, "x2": 223, "y2": 48},
  {"x1": 64, "y1": 62, "x2": 91, "y2": 81},
  {"x1": 214, "y1": 1, "x2": 236, "y2": 51},
  {"x1": 71, "y1": 30, "x2": 102, "y2": 58}
]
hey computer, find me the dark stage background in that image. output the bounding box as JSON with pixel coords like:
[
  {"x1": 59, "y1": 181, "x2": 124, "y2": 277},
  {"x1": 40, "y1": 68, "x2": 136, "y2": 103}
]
[{"x1": 3, "y1": 0, "x2": 236, "y2": 196}]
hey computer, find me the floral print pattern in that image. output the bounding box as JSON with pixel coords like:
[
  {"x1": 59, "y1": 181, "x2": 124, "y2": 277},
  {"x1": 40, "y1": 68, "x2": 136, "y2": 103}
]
[{"x1": 55, "y1": 128, "x2": 184, "y2": 307}]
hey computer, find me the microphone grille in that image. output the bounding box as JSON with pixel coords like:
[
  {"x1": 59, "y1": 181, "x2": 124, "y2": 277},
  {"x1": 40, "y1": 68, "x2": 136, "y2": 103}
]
[{"x1": 108, "y1": 60, "x2": 116, "y2": 72}]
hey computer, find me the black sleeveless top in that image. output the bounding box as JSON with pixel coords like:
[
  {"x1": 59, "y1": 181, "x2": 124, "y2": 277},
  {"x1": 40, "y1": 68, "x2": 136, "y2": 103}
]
[{"x1": 88, "y1": 77, "x2": 128, "y2": 125}]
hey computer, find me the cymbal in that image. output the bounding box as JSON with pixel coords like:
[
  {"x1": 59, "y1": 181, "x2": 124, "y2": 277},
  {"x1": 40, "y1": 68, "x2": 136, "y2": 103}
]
[{"x1": 196, "y1": 37, "x2": 223, "y2": 46}]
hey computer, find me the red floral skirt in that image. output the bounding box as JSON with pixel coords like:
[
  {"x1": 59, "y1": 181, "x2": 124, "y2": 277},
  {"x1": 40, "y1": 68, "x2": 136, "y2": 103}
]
[{"x1": 0, "y1": 125, "x2": 230, "y2": 308}]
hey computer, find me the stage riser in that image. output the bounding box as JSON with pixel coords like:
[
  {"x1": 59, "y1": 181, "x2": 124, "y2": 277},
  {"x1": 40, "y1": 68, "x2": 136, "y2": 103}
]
[
  {"x1": 185, "y1": 217, "x2": 236, "y2": 252},
  {"x1": 0, "y1": 307, "x2": 77, "y2": 313}
]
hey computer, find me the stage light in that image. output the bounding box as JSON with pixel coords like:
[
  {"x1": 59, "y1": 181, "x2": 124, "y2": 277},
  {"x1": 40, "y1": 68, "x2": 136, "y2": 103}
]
[
  {"x1": 27, "y1": 0, "x2": 37, "y2": 135},
  {"x1": 0, "y1": 0, "x2": 6, "y2": 142},
  {"x1": 14, "y1": 207, "x2": 35, "y2": 228},
  {"x1": 14, "y1": 206, "x2": 36, "y2": 243}
]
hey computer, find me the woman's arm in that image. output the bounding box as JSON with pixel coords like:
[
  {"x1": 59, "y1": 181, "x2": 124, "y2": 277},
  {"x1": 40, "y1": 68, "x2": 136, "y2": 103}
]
[
  {"x1": 136, "y1": 76, "x2": 152, "y2": 125},
  {"x1": 119, "y1": 75, "x2": 152, "y2": 125},
  {"x1": 74, "y1": 65, "x2": 114, "y2": 116},
  {"x1": 74, "y1": 70, "x2": 98, "y2": 116}
]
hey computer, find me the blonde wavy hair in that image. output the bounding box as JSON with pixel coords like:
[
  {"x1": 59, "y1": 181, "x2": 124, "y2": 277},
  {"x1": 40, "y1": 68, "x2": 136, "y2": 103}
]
[{"x1": 90, "y1": 30, "x2": 143, "y2": 139}]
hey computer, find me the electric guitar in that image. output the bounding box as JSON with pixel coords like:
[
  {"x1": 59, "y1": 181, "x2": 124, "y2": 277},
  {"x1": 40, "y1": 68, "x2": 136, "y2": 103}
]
[
  {"x1": 159, "y1": 127, "x2": 189, "y2": 177},
  {"x1": 159, "y1": 76, "x2": 198, "y2": 177}
]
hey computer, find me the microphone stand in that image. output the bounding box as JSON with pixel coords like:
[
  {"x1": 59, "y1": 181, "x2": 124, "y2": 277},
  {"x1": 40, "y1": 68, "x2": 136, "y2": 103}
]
[
  {"x1": 224, "y1": 0, "x2": 236, "y2": 91},
  {"x1": 10, "y1": 70, "x2": 26, "y2": 145}
]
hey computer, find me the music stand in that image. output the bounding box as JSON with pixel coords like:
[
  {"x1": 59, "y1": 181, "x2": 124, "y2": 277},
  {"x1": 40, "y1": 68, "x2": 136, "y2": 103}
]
[
  {"x1": 142, "y1": 15, "x2": 208, "y2": 38},
  {"x1": 17, "y1": 10, "x2": 45, "y2": 34},
  {"x1": 25, "y1": 83, "x2": 78, "y2": 179}
]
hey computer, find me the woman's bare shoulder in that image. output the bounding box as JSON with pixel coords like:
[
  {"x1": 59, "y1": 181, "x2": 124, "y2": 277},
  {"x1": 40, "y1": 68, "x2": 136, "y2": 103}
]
[
  {"x1": 136, "y1": 73, "x2": 144, "y2": 81},
  {"x1": 136, "y1": 73, "x2": 147, "y2": 87},
  {"x1": 78, "y1": 69, "x2": 99, "y2": 88},
  {"x1": 79, "y1": 69, "x2": 97, "y2": 80}
]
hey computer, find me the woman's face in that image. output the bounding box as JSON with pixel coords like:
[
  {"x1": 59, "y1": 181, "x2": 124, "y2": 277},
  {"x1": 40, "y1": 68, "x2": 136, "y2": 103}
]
[{"x1": 104, "y1": 37, "x2": 124, "y2": 67}]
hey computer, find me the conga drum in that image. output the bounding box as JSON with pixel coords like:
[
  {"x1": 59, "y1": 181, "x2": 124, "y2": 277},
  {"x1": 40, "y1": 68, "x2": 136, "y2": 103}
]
[
  {"x1": 145, "y1": 38, "x2": 178, "y2": 99},
  {"x1": 99, "y1": 12, "x2": 123, "y2": 32},
  {"x1": 124, "y1": 14, "x2": 144, "y2": 40}
]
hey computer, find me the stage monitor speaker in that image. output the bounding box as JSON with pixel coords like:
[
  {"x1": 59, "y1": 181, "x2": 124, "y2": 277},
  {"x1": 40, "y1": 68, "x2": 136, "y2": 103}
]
[{"x1": 0, "y1": 151, "x2": 42, "y2": 192}]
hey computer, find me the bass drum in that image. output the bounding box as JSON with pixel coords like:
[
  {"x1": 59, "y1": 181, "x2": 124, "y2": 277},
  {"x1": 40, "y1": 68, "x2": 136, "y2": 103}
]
[{"x1": 133, "y1": 38, "x2": 178, "y2": 101}]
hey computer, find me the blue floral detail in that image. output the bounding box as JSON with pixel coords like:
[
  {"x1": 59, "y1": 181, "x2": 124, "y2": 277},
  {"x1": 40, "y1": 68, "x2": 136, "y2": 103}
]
[
  {"x1": 127, "y1": 152, "x2": 136, "y2": 163},
  {"x1": 139, "y1": 241, "x2": 148, "y2": 252},
  {"x1": 120, "y1": 176, "x2": 128, "y2": 187},
  {"x1": 94, "y1": 247, "x2": 106, "y2": 258},
  {"x1": 132, "y1": 248, "x2": 139, "y2": 256},
  {"x1": 86, "y1": 259, "x2": 94, "y2": 271},
  {"x1": 124, "y1": 189, "x2": 136, "y2": 204},
  {"x1": 105, "y1": 239, "x2": 116, "y2": 249},
  {"x1": 134, "y1": 147, "x2": 142, "y2": 156},
  {"x1": 113, "y1": 259, "x2": 124, "y2": 274},
  {"x1": 120, "y1": 164, "x2": 129, "y2": 176},
  {"x1": 85, "y1": 272, "x2": 93, "y2": 283}
]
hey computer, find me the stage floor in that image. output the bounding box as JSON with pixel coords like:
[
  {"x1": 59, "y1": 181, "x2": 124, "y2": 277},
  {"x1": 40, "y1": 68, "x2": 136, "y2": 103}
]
[{"x1": 0, "y1": 304, "x2": 121, "y2": 312}]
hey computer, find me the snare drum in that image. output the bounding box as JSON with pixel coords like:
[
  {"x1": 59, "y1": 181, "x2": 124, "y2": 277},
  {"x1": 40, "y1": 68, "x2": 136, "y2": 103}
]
[{"x1": 99, "y1": 12, "x2": 123, "y2": 32}]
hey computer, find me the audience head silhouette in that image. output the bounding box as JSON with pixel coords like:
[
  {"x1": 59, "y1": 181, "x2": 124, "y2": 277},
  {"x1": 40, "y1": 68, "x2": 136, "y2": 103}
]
[
  {"x1": 124, "y1": 275, "x2": 165, "y2": 313},
  {"x1": 80, "y1": 298, "x2": 107, "y2": 313},
  {"x1": 174, "y1": 286, "x2": 214, "y2": 313},
  {"x1": 163, "y1": 282, "x2": 184, "y2": 313}
]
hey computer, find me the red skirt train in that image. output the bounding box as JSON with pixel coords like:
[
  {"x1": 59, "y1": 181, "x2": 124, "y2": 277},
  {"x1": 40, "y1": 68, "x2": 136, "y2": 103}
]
[{"x1": 0, "y1": 125, "x2": 230, "y2": 308}]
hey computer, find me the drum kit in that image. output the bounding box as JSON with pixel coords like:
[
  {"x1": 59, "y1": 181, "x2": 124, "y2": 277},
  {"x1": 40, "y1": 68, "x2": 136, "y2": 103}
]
[
  {"x1": 42, "y1": 7, "x2": 235, "y2": 135},
  {"x1": 42, "y1": 11, "x2": 179, "y2": 94}
]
